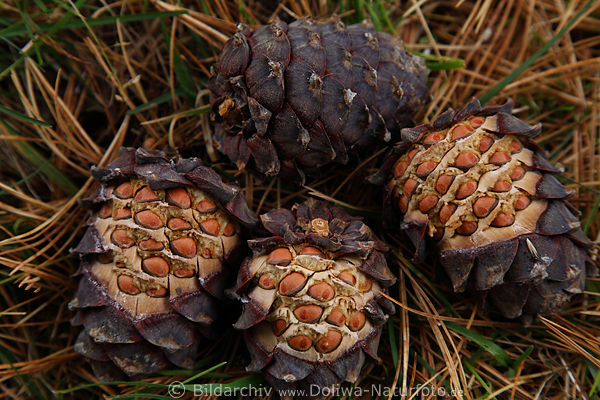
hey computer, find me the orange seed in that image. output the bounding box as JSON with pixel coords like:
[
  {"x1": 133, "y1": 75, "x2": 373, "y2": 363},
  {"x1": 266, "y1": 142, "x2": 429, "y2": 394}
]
[
  {"x1": 436, "y1": 174, "x2": 455, "y2": 194},
  {"x1": 266, "y1": 248, "x2": 292, "y2": 265},
  {"x1": 393, "y1": 160, "x2": 409, "y2": 177},
  {"x1": 456, "y1": 181, "x2": 477, "y2": 199},
  {"x1": 135, "y1": 210, "x2": 163, "y2": 229},
  {"x1": 196, "y1": 200, "x2": 217, "y2": 213},
  {"x1": 492, "y1": 212, "x2": 515, "y2": 227},
  {"x1": 338, "y1": 270, "x2": 357, "y2": 286},
  {"x1": 300, "y1": 246, "x2": 323, "y2": 256},
  {"x1": 200, "y1": 219, "x2": 220, "y2": 236},
  {"x1": 326, "y1": 308, "x2": 346, "y2": 326},
  {"x1": 408, "y1": 148, "x2": 419, "y2": 160},
  {"x1": 294, "y1": 304, "x2": 323, "y2": 323},
  {"x1": 416, "y1": 161, "x2": 437, "y2": 178},
  {"x1": 478, "y1": 136, "x2": 494, "y2": 153},
  {"x1": 288, "y1": 335, "x2": 312, "y2": 351},
  {"x1": 358, "y1": 279, "x2": 372, "y2": 292},
  {"x1": 510, "y1": 166, "x2": 525, "y2": 181},
  {"x1": 111, "y1": 229, "x2": 134, "y2": 248},
  {"x1": 168, "y1": 217, "x2": 192, "y2": 231},
  {"x1": 315, "y1": 330, "x2": 342, "y2": 353},
  {"x1": 166, "y1": 188, "x2": 191, "y2": 208},
  {"x1": 142, "y1": 257, "x2": 170, "y2": 277},
  {"x1": 509, "y1": 139, "x2": 522, "y2": 153},
  {"x1": 451, "y1": 124, "x2": 474, "y2": 141},
  {"x1": 146, "y1": 286, "x2": 168, "y2": 297},
  {"x1": 117, "y1": 275, "x2": 139, "y2": 295},
  {"x1": 279, "y1": 272, "x2": 306, "y2": 295},
  {"x1": 439, "y1": 204, "x2": 457, "y2": 224},
  {"x1": 99, "y1": 204, "x2": 112, "y2": 218},
  {"x1": 456, "y1": 220, "x2": 478, "y2": 235},
  {"x1": 171, "y1": 237, "x2": 197, "y2": 258},
  {"x1": 174, "y1": 268, "x2": 195, "y2": 278},
  {"x1": 423, "y1": 132, "x2": 445, "y2": 145},
  {"x1": 472, "y1": 196, "x2": 498, "y2": 218},
  {"x1": 223, "y1": 223, "x2": 236, "y2": 236},
  {"x1": 139, "y1": 238, "x2": 164, "y2": 251},
  {"x1": 419, "y1": 194, "x2": 438, "y2": 213},
  {"x1": 470, "y1": 116, "x2": 485, "y2": 128},
  {"x1": 348, "y1": 312, "x2": 366, "y2": 331},
  {"x1": 514, "y1": 195, "x2": 531, "y2": 210},
  {"x1": 135, "y1": 186, "x2": 159, "y2": 202},
  {"x1": 114, "y1": 182, "x2": 133, "y2": 199},
  {"x1": 455, "y1": 151, "x2": 479, "y2": 170},
  {"x1": 489, "y1": 151, "x2": 511, "y2": 165},
  {"x1": 308, "y1": 282, "x2": 335, "y2": 301},
  {"x1": 258, "y1": 274, "x2": 275, "y2": 289},
  {"x1": 398, "y1": 195, "x2": 409, "y2": 213},
  {"x1": 273, "y1": 319, "x2": 288, "y2": 336},
  {"x1": 113, "y1": 207, "x2": 131, "y2": 220},
  {"x1": 492, "y1": 180, "x2": 511, "y2": 192},
  {"x1": 404, "y1": 178, "x2": 419, "y2": 197}
]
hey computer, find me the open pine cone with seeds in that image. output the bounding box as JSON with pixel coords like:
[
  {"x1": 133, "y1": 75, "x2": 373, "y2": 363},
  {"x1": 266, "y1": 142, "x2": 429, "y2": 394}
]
[
  {"x1": 231, "y1": 199, "x2": 396, "y2": 397},
  {"x1": 69, "y1": 148, "x2": 257, "y2": 379},
  {"x1": 371, "y1": 98, "x2": 597, "y2": 320},
  {"x1": 209, "y1": 16, "x2": 429, "y2": 181}
]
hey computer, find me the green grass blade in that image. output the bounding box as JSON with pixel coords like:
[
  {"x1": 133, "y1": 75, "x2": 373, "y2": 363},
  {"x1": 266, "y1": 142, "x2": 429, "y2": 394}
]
[
  {"x1": 583, "y1": 195, "x2": 600, "y2": 234},
  {"x1": 0, "y1": 104, "x2": 52, "y2": 127},
  {"x1": 406, "y1": 49, "x2": 465, "y2": 71},
  {"x1": 587, "y1": 362, "x2": 600, "y2": 396},
  {"x1": 0, "y1": 11, "x2": 187, "y2": 39},
  {"x1": 182, "y1": 361, "x2": 227, "y2": 384},
  {"x1": 127, "y1": 89, "x2": 183, "y2": 115},
  {"x1": 463, "y1": 359, "x2": 492, "y2": 394},
  {"x1": 1, "y1": 120, "x2": 78, "y2": 194},
  {"x1": 479, "y1": 0, "x2": 595, "y2": 104},
  {"x1": 509, "y1": 345, "x2": 533, "y2": 376},
  {"x1": 445, "y1": 322, "x2": 510, "y2": 367}
]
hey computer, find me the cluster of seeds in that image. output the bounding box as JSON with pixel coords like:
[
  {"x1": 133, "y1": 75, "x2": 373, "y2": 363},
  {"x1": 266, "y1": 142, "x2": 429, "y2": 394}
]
[
  {"x1": 379, "y1": 99, "x2": 595, "y2": 319},
  {"x1": 93, "y1": 179, "x2": 239, "y2": 300},
  {"x1": 234, "y1": 200, "x2": 395, "y2": 393},
  {"x1": 389, "y1": 114, "x2": 540, "y2": 249},
  {"x1": 70, "y1": 148, "x2": 256, "y2": 379},
  {"x1": 251, "y1": 244, "x2": 378, "y2": 355}
]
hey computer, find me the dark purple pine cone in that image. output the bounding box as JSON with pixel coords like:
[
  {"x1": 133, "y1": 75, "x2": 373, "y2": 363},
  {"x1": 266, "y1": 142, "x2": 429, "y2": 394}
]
[
  {"x1": 372, "y1": 98, "x2": 597, "y2": 321},
  {"x1": 232, "y1": 199, "x2": 396, "y2": 397},
  {"x1": 69, "y1": 148, "x2": 257, "y2": 380},
  {"x1": 209, "y1": 17, "x2": 429, "y2": 182}
]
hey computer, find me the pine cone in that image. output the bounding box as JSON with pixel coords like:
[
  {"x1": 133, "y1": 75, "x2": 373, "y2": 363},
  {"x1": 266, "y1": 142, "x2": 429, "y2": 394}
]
[
  {"x1": 69, "y1": 148, "x2": 257, "y2": 379},
  {"x1": 374, "y1": 98, "x2": 597, "y2": 320},
  {"x1": 232, "y1": 199, "x2": 395, "y2": 397},
  {"x1": 209, "y1": 17, "x2": 429, "y2": 181}
]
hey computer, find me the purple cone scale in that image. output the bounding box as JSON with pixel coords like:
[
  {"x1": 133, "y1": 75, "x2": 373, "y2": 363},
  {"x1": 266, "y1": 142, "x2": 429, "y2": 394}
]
[
  {"x1": 374, "y1": 98, "x2": 596, "y2": 320},
  {"x1": 69, "y1": 148, "x2": 257, "y2": 379},
  {"x1": 232, "y1": 199, "x2": 395, "y2": 396},
  {"x1": 209, "y1": 17, "x2": 429, "y2": 181}
]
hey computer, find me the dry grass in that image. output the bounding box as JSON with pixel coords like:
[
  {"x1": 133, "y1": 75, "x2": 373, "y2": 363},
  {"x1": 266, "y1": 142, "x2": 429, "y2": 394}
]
[{"x1": 0, "y1": 0, "x2": 599, "y2": 398}]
